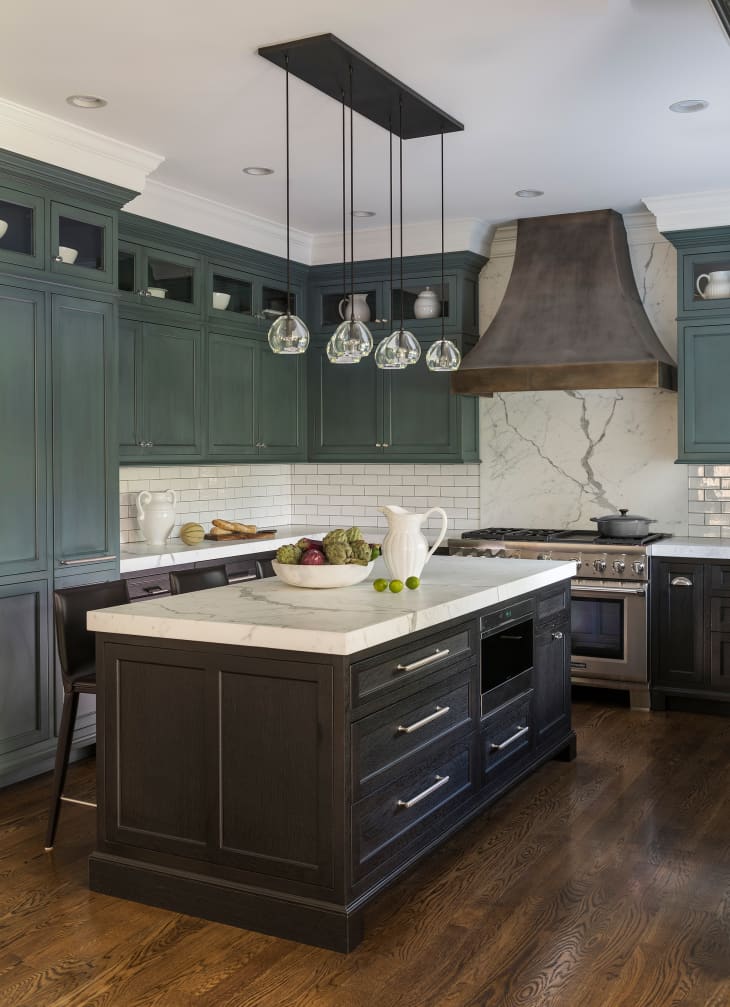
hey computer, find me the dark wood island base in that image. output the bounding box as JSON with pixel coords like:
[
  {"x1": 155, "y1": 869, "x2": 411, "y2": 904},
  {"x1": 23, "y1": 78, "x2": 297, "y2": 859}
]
[{"x1": 90, "y1": 579, "x2": 576, "y2": 952}]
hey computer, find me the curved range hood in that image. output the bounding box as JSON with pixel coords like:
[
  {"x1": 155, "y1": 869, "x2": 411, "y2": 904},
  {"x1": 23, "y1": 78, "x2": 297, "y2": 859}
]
[{"x1": 451, "y1": 209, "x2": 677, "y2": 395}]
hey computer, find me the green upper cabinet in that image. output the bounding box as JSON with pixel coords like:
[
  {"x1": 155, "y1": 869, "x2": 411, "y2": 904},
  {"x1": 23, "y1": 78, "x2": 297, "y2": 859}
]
[
  {"x1": 207, "y1": 329, "x2": 305, "y2": 461},
  {"x1": 308, "y1": 340, "x2": 383, "y2": 457},
  {"x1": 118, "y1": 242, "x2": 201, "y2": 314},
  {"x1": 50, "y1": 202, "x2": 115, "y2": 286},
  {"x1": 311, "y1": 280, "x2": 385, "y2": 332},
  {"x1": 206, "y1": 262, "x2": 254, "y2": 325},
  {"x1": 52, "y1": 294, "x2": 118, "y2": 571},
  {"x1": 0, "y1": 185, "x2": 45, "y2": 272},
  {"x1": 0, "y1": 284, "x2": 48, "y2": 579},
  {"x1": 120, "y1": 318, "x2": 203, "y2": 460}
]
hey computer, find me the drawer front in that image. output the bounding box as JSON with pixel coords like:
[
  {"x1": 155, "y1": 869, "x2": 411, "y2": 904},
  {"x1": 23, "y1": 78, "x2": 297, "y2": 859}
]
[
  {"x1": 352, "y1": 672, "x2": 473, "y2": 794},
  {"x1": 125, "y1": 571, "x2": 172, "y2": 601},
  {"x1": 223, "y1": 557, "x2": 259, "y2": 584},
  {"x1": 536, "y1": 585, "x2": 570, "y2": 626},
  {"x1": 480, "y1": 597, "x2": 534, "y2": 635},
  {"x1": 710, "y1": 596, "x2": 730, "y2": 632},
  {"x1": 708, "y1": 563, "x2": 730, "y2": 594},
  {"x1": 481, "y1": 691, "x2": 533, "y2": 783},
  {"x1": 351, "y1": 625, "x2": 474, "y2": 705},
  {"x1": 352, "y1": 737, "x2": 476, "y2": 881}
]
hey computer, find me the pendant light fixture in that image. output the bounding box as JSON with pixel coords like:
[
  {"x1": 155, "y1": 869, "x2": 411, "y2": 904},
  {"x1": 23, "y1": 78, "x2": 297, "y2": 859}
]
[
  {"x1": 426, "y1": 128, "x2": 461, "y2": 373},
  {"x1": 382, "y1": 99, "x2": 420, "y2": 367},
  {"x1": 268, "y1": 54, "x2": 310, "y2": 355},
  {"x1": 374, "y1": 122, "x2": 406, "y2": 370},
  {"x1": 329, "y1": 65, "x2": 373, "y2": 363}
]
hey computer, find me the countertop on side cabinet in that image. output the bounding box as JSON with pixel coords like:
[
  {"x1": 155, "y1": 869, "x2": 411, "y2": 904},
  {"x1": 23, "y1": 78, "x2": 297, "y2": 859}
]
[
  {"x1": 649, "y1": 537, "x2": 730, "y2": 560},
  {"x1": 89, "y1": 555, "x2": 577, "y2": 656}
]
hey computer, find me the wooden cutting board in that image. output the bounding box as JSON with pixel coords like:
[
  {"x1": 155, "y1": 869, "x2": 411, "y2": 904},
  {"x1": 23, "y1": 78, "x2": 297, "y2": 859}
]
[{"x1": 204, "y1": 529, "x2": 277, "y2": 542}]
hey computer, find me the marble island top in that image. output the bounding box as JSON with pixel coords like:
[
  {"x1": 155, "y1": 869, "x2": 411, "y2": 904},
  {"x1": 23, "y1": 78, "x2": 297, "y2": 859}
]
[{"x1": 89, "y1": 555, "x2": 576, "y2": 656}]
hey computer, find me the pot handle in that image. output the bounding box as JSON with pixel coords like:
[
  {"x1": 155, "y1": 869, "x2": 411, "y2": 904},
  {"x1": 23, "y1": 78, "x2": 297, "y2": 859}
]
[
  {"x1": 424, "y1": 507, "x2": 449, "y2": 562},
  {"x1": 696, "y1": 273, "x2": 710, "y2": 298},
  {"x1": 136, "y1": 490, "x2": 151, "y2": 522}
]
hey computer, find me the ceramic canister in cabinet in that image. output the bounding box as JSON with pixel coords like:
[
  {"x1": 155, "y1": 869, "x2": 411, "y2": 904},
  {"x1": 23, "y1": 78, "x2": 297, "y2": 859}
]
[{"x1": 136, "y1": 489, "x2": 177, "y2": 545}]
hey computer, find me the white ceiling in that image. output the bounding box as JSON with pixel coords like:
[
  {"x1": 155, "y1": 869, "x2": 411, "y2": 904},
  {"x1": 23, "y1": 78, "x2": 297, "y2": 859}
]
[{"x1": 2, "y1": 0, "x2": 729, "y2": 235}]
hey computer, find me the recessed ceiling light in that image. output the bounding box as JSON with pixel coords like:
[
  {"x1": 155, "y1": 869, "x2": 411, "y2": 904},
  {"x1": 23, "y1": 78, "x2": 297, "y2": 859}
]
[
  {"x1": 243, "y1": 166, "x2": 274, "y2": 175},
  {"x1": 66, "y1": 94, "x2": 107, "y2": 109},
  {"x1": 669, "y1": 99, "x2": 709, "y2": 113},
  {"x1": 515, "y1": 189, "x2": 544, "y2": 198},
  {"x1": 353, "y1": 210, "x2": 376, "y2": 218}
]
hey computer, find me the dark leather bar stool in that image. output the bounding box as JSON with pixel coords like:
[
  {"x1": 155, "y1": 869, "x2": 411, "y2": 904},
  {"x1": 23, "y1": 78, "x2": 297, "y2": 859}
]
[
  {"x1": 45, "y1": 578, "x2": 130, "y2": 851},
  {"x1": 169, "y1": 565, "x2": 229, "y2": 595}
]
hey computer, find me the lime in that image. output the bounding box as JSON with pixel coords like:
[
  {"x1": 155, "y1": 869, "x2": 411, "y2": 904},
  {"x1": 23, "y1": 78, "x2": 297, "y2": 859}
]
[
  {"x1": 389, "y1": 579, "x2": 404, "y2": 593},
  {"x1": 373, "y1": 578, "x2": 388, "y2": 592},
  {"x1": 405, "y1": 576, "x2": 421, "y2": 590}
]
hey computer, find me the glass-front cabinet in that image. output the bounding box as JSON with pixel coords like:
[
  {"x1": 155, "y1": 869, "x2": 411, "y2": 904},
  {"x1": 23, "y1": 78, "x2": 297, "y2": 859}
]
[
  {"x1": 683, "y1": 250, "x2": 730, "y2": 313},
  {"x1": 316, "y1": 281, "x2": 383, "y2": 331},
  {"x1": 50, "y1": 202, "x2": 114, "y2": 284},
  {"x1": 390, "y1": 277, "x2": 454, "y2": 329},
  {"x1": 206, "y1": 263, "x2": 253, "y2": 321},
  {"x1": 0, "y1": 186, "x2": 44, "y2": 270},
  {"x1": 118, "y1": 243, "x2": 200, "y2": 313}
]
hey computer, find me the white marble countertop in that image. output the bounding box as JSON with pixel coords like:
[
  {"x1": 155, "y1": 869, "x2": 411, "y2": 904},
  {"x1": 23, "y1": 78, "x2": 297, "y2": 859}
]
[
  {"x1": 89, "y1": 555, "x2": 576, "y2": 656},
  {"x1": 120, "y1": 525, "x2": 446, "y2": 573},
  {"x1": 649, "y1": 536, "x2": 730, "y2": 560}
]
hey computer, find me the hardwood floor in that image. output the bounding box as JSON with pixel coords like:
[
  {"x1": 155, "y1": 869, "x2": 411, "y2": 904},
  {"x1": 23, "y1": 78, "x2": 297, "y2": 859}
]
[{"x1": 1, "y1": 697, "x2": 729, "y2": 1007}]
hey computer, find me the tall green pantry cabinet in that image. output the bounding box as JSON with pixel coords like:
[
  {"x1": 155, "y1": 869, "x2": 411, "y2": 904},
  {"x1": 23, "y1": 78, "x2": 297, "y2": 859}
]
[{"x1": 0, "y1": 150, "x2": 132, "y2": 787}]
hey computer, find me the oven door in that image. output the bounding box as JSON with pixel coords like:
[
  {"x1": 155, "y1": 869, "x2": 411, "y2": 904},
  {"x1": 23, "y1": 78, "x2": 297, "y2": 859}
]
[{"x1": 569, "y1": 580, "x2": 647, "y2": 684}]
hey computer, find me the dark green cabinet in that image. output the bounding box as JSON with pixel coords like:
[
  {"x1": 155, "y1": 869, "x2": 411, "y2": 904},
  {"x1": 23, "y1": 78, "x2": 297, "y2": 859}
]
[
  {"x1": 52, "y1": 295, "x2": 118, "y2": 571},
  {"x1": 207, "y1": 329, "x2": 305, "y2": 460},
  {"x1": 118, "y1": 242, "x2": 201, "y2": 314},
  {"x1": 120, "y1": 318, "x2": 203, "y2": 460},
  {"x1": 0, "y1": 284, "x2": 49, "y2": 579},
  {"x1": 0, "y1": 578, "x2": 51, "y2": 760},
  {"x1": 50, "y1": 202, "x2": 115, "y2": 286},
  {"x1": 308, "y1": 342, "x2": 383, "y2": 458},
  {"x1": 0, "y1": 185, "x2": 45, "y2": 271}
]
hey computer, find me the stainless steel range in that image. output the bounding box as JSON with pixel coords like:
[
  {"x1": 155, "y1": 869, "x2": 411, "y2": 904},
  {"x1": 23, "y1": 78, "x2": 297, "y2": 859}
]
[{"x1": 448, "y1": 527, "x2": 672, "y2": 710}]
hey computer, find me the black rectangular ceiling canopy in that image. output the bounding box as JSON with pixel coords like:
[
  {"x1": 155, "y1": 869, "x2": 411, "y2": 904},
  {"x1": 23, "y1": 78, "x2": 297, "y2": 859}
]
[
  {"x1": 710, "y1": 0, "x2": 730, "y2": 39},
  {"x1": 258, "y1": 33, "x2": 464, "y2": 139}
]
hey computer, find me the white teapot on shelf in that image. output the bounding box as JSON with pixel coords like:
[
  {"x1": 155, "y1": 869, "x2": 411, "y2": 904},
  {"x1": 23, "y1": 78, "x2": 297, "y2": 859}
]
[
  {"x1": 136, "y1": 489, "x2": 177, "y2": 546},
  {"x1": 380, "y1": 504, "x2": 448, "y2": 583}
]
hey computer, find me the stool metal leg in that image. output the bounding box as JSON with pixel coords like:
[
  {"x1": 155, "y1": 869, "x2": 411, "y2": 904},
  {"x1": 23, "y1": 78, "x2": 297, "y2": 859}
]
[{"x1": 44, "y1": 690, "x2": 79, "y2": 851}]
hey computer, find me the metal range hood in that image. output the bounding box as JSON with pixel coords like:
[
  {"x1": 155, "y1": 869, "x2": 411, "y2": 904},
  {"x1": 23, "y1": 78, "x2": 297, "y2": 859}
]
[{"x1": 451, "y1": 209, "x2": 677, "y2": 395}]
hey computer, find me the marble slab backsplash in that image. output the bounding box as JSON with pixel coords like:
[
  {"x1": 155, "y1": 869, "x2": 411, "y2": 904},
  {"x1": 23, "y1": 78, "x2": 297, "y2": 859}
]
[
  {"x1": 120, "y1": 463, "x2": 480, "y2": 544},
  {"x1": 476, "y1": 212, "x2": 691, "y2": 535}
]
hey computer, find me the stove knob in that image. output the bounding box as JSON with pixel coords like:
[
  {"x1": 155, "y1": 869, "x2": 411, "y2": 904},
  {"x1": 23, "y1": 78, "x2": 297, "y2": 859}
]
[
  {"x1": 613, "y1": 559, "x2": 626, "y2": 574},
  {"x1": 632, "y1": 560, "x2": 645, "y2": 575},
  {"x1": 593, "y1": 558, "x2": 607, "y2": 573}
]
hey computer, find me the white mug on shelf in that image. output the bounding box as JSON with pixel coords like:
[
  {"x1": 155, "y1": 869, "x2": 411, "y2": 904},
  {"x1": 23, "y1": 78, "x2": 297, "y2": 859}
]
[
  {"x1": 212, "y1": 291, "x2": 231, "y2": 310},
  {"x1": 696, "y1": 270, "x2": 730, "y2": 299},
  {"x1": 57, "y1": 245, "x2": 78, "y2": 264},
  {"x1": 0, "y1": 220, "x2": 8, "y2": 240}
]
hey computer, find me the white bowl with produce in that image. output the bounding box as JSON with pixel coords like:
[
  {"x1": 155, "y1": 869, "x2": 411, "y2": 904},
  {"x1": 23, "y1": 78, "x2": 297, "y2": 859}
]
[{"x1": 272, "y1": 560, "x2": 374, "y2": 589}]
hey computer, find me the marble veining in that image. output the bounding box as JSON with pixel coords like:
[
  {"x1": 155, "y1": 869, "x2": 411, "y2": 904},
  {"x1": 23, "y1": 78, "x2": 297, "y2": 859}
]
[
  {"x1": 89, "y1": 555, "x2": 576, "y2": 656},
  {"x1": 649, "y1": 537, "x2": 730, "y2": 560}
]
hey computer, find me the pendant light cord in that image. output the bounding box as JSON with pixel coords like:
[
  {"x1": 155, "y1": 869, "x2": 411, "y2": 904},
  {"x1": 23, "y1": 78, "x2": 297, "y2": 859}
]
[
  {"x1": 399, "y1": 98, "x2": 404, "y2": 333},
  {"x1": 389, "y1": 119, "x2": 393, "y2": 324},
  {"x1": 342, "y1": 91, "x2": 346, "y2": 308},
  {"x1": 285, "y1": 54, "x2": 291, "y2": 316},
  {"x1": 440, "y1": 126, "x2": 445, "y2": 345},
  {"x1": 349, "y1": 65, "x2": 354, "y2": 327}
]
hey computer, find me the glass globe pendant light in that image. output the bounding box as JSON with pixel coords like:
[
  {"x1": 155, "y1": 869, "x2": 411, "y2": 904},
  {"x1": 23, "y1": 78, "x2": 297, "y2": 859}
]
[
  {"x1": 426, "y1": 128, "x2": 461, "y2": 373},
  {"x1": 375, "y1": 121, "x2": 406, "y2": 370},
  {"x1": 384, "y1": 100, "x2": 420, "y2": 366},
  {"x1": 330, "y1": 67, "x2": 372, "y2": 364},
  {"x1": 268, "y1": 54, "x2": 309, "y2": 355}
]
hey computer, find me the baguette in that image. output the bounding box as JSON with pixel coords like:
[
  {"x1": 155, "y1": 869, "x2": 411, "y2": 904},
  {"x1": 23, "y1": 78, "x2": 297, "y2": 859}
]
[
  {"x1": 208, "y1": 526, "x2": 235, "y2": 539},
  {"x1": 212, "y1": 518, "x2": 257, "y2": 534}
]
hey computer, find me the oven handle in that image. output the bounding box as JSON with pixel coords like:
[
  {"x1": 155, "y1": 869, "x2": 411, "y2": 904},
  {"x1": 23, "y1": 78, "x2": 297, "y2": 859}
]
[{"x1": 572, "y1": 585, "x2": 646, "y2": 597}]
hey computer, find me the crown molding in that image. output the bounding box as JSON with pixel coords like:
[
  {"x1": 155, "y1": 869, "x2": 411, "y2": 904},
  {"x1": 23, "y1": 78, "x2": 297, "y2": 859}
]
[
  {"x1": 0, "y1": 97, "x2": 162, "y2": 192},
  {"x1": 310, "y1": 217, "x2": 491, "y2": 265},
  {"x1": 125, "y1": 180, "x2": 313, "y2": 264},
  {"x1": 642, "y1": 190, "x2": 730, "y2": 234}
]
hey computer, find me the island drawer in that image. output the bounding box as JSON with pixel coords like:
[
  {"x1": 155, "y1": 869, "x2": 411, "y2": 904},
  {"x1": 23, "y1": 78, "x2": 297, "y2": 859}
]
[
  {"x1": 351, "y1": 736, "x2": 477, "y2": 882},
  {"x1": 352, "y1": 671, "x2": 474, "y2": 796},
  {"x1": 481, "y1": 690, "x2": 533, "y2": 785},
  {"x1": 124, "y1": 570, "x2": 172, "y2": 601},
  {"x1": 351, "y1": 623, "x2": 475, "y2": 706}
]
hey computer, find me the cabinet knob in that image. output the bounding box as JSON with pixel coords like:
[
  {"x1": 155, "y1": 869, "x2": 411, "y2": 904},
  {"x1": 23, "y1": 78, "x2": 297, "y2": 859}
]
[
  {"x1": 375, "y1": 442, "x2": 382, "y2": 448},
  {"x1": 382, "y1": 442, "x2": 389, "y2": 448},
  {"x1": 52, "y1": 254, "x2": 64, "y2": 263},
  {"x1": 552, "y1": 630, "x2": 564, "y2": 640}
]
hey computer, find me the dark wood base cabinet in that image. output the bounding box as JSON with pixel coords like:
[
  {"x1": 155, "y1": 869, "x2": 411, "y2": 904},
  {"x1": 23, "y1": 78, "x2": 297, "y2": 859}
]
[{"x1": 90, "y1": 583, "x2": 575, "y2": 951}]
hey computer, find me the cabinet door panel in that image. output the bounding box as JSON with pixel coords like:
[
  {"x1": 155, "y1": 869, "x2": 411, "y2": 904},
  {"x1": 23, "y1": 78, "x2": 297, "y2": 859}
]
[
  {"x1": 386, "y1": 355, "x2": 458, "y2": 458},
  {"x1": 257, "y1": 349, "x2": 304, "y2": 458},
  {"x1": 309, "y1": 344, "x2": 382, "y2": 458},
  {"x1": 141, "y1": 322, "x2": 202, "y2": 456},
  {"x1": 533, "y1": 619, "x2": 570, "y2": 747},
  {"x1": 0, "y1": 579, "x2": 50, "y2": 756},
  {"x1": 652, "y1": 560, "x2": 705, "y2": 688},
  {"x1": 709, "y1": 634, "x2": 730, "y2": 692},
  {"x1": 207, "y1": 330, "x2": 256, "y2": 456},
  {"x1": 681, "y1": 323, "x2": 730, "y2": 459},
  {"x1": 0, "y1": 285, "x2": 48, "y2": 577},
  {"x1": 52, "y1": 295, "x2": 117, "y2": 566},
  {"x1": 119, "y1": 317, "x2": 141, "y2": 453}
]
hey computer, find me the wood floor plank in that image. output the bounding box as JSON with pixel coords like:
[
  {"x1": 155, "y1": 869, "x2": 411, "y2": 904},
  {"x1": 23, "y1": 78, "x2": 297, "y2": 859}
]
[{"x1": 1, "y1": 699, "x2": 729, "y2": 1006}]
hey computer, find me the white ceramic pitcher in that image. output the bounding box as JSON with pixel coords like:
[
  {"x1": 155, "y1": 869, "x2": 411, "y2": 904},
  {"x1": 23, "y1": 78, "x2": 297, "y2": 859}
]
[
  {"x1": 136, "y1": 489, "x2": 177, "y2": 546},
  {"x1": 338, "y1": 292, "x2": 371, "y2": 322},
  {"x1": 380, "y1": 504, "x2": 448, "y2": 583},
  {"x1": 696, "y1": 270, "x2": 730, "y2": 299}
]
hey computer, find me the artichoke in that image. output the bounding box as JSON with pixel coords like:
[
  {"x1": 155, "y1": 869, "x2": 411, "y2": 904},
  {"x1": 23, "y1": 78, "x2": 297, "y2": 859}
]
[
  {"x1": 323, "y1": 528, "x2": 348, "y2": 547},
  {"x1": 276, "y1": 544, "x2": 302, "y2": 565},
  {"x1": 349, "y1": 540, "x2": 372, "y2": 565},
  {"x1": 345, "y1": 526, "x2": 364, "y2": 543},
  {"x1": 295, "y1": 538, "x2": 311, "y2": 551},
  {"x1": 324, "y1": 542, "x2": 350, "y2": 565}
]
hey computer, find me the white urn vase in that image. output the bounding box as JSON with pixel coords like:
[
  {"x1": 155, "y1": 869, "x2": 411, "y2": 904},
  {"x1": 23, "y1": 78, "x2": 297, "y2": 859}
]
[
  {"x1": 413, "y1": 286, "x2": 441, "y2": 319},
  {"x1": 136, "y1": 489, "x2": 177, "y2": 546}
]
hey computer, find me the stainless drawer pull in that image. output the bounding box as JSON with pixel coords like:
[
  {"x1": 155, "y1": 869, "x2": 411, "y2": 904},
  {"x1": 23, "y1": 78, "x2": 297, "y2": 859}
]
[
  {"x1": 142, "y1": 585, "x2": 167, "y2": 594},
  {"x1": 572, "y1": 586, "x2": 646, "y2": 597},
  {"x1": 59, "y1": 555, "x2": 116, "y2": 566},
  {"x1": 397, "y1": 774, "x2": 450, "y2": 809},
  {"x1": 670, "y1": 576, "x2": 693, "y2": 587},
  {"x1": 227, "y1": 574, "x2": 257, "y2": 583},
  {"x1": 396, "y1": 648, "x2": 450, "y2": 673},
  {"x1": 397, "y1": 705, "x2": 450, "y2": 735},
  {"x1": 490, "y1": 725, "x2": 529, "y2": 752}
]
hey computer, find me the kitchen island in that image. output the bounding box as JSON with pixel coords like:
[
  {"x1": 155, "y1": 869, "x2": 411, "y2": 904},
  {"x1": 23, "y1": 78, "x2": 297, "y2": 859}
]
[{"x1": 88, "y1": 556, "x2": 576, "y2": 951}]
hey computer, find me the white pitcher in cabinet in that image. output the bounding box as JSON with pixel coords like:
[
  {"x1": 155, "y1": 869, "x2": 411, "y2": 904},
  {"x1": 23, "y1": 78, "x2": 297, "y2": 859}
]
[
  {"x1": 136, "y1": 489, "x2": 177, "y2": 546},
  {"x1": 380, "y1": 504, "x2": 448, "y2": 582}
]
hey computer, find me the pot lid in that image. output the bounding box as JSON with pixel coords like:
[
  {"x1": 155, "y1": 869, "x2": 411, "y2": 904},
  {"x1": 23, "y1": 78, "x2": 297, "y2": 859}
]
[{"x1": 590, "y1": 508, "x2": 656, "y2": 523}]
